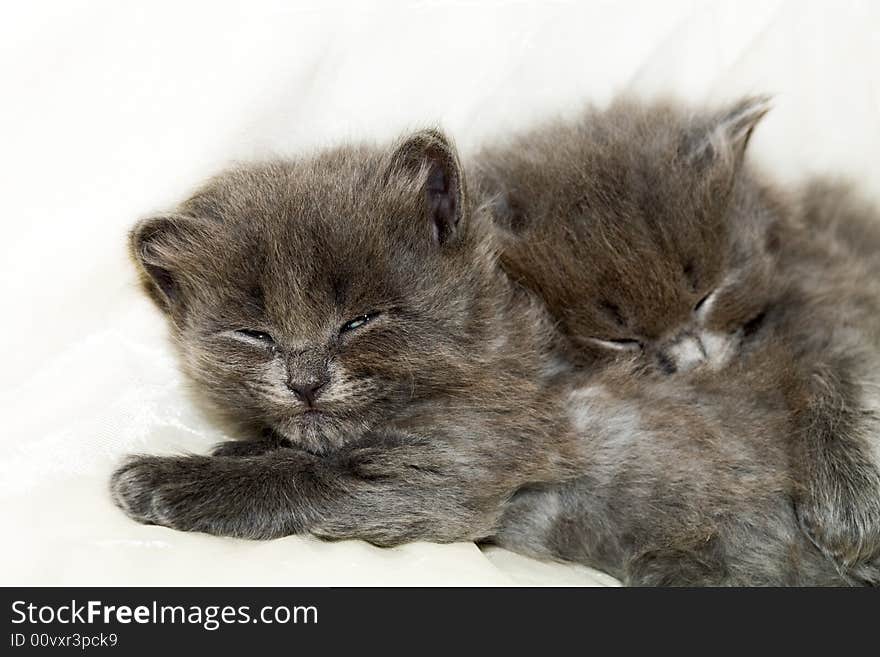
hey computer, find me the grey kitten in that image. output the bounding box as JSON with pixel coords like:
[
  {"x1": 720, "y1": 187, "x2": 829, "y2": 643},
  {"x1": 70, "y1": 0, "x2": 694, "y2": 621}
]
[
  {"x1": 111, "y1": 127, "x2": 859, "y2": 584},
  {"x1": 476, "y1": 96, "x2": 880, "y2": 573},
  {"x1": 113, "y1": 132, "x2": 584, "y2": 546}
]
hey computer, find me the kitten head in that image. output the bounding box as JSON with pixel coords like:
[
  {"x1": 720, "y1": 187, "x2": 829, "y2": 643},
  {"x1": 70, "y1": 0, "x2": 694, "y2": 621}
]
[
  {"x1": 131, "y1": 130, "x2": 511, "y2": 453},
  {"x1": 489, "y1": 96, "x2": 781, "y2": 374}
]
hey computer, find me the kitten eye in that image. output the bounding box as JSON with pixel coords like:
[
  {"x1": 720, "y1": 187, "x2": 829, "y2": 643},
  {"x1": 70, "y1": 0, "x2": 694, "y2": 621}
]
[
  {"x1": 742, "y1": 310, "x2": 767, "y2": 337},
  {"x1": 693, "y1": 290, "x2": 714, "y2": 313},
  {"x1": 588, "y1": 338, "x2": 643, "y2": 352},
  {"x1": 236, "y1": 329, "x2": 275, "y2": 344},
  {"x1": 340, "y1": 312, "x2": 380, "y2": 334}
]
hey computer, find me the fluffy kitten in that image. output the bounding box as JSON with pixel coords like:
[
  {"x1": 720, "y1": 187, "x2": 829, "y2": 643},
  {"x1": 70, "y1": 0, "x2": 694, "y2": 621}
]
[
  {"x1": 112, "y1": 127, "x2": 859, "y2": 584},
  {"x1": 476, "y1": 97, "x2": 880, "y2": 572},
  {"x1": 114, "y1": 131, "x2": 582, "y2": 546}
]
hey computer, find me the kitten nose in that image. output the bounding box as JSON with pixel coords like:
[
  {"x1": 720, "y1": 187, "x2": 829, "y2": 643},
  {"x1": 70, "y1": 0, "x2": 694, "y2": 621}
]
[
  {"x1": 664, "y1": 334, "x2": 707, "y2": 373},
  {"x1": 286, "y1": 348, "x2": 330, "y2": 406},
  {"x1": 287, "y1": 377, "x2": 328, "y2": 406}
]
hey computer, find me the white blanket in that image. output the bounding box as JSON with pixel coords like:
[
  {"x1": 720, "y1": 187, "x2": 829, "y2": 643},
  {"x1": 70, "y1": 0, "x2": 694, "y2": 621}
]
[{"x1": 2, "y1": 0, "x2": 878, "y2": 586}]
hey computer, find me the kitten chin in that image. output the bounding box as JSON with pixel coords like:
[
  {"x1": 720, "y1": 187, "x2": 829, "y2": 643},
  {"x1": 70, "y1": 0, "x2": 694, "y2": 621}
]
[
  {"x1": 270, "y1": 408, "x2": 383, "y2": 455},
  {"x1": 274, "y1": 412, "x2": 348, "y2": 454}
]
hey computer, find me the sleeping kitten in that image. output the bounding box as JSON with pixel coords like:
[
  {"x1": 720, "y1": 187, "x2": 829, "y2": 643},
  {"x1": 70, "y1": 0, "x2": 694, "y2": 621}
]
[
  {"x1": 111, "y1": 127, "x2": 859, "y2": 584},
  {"x1": 476, "y1": 97, "x2": 880, "y2": 571},
  {"x1": 113, "y1": 132, "x2": 582, "y2": 546}
]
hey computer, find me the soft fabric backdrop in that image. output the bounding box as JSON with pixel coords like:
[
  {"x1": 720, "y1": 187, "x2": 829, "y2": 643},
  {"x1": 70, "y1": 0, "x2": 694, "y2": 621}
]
[{"x1": 1, "y1": 0, "x2": 877, "y2": 585}]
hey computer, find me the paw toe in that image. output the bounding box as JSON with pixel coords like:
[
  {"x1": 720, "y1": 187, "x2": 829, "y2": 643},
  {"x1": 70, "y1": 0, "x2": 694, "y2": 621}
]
[{"x1": 109, "y1": 458, "x2": 164, "y2": 524}]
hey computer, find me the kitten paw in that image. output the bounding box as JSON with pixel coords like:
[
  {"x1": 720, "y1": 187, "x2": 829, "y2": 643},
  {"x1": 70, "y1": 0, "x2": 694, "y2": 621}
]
[
  {"x1": 110, "y1": 456, "x2": 168, "y2": 524},
  {"x1": 110, "y1": 455, "x2": 179, "y2": 526},
  {"x1": 109, "y1": 452, "x2": 312, "y2": 538}
]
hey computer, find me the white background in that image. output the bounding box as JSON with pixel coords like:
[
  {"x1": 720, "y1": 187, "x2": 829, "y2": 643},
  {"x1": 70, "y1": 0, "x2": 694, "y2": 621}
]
[{"x1": 1, "y1": 0, "x2": 878, "y2": 585}]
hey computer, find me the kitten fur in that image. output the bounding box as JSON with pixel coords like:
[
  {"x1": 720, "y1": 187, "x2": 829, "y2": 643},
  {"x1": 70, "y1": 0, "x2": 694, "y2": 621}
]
[
  {"x1": 112, "y1": 125, "x2": 865, "y2": 585},
  {"x1": 475, "y1": 97, "x2": 880, "y2": 576}
]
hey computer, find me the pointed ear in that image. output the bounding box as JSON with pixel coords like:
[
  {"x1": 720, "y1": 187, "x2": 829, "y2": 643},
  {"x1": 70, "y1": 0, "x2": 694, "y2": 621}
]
[
  {"x1": 386, "y1": 129, "x2": 466, "y2": 246},
  {"x1": 687, "y1": 95, "x2": 772, "y2": 170},
  {"x1": 129, "y1": 214, "x2": 210, "y2": 312}
]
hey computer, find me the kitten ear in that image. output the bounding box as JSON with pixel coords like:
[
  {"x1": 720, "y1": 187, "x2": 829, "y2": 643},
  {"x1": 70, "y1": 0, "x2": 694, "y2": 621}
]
[
  {"x1": 688, "y1": 95, "x2": 772, "y2": 170},
  {"x1": 129, "y1": 214, "x2": 209, "y2": 312},
  {"x1": 386, "y1": 129, "x2": 466, "y2": 246}
]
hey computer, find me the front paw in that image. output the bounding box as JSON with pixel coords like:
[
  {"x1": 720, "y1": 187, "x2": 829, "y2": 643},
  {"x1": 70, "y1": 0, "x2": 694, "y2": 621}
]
[
  {"x1": 110, "y1": 455, "x2": 197, "y2": 528},
  {"x1": 110, "y1": 452, "x2": 314, "y2": 538}
]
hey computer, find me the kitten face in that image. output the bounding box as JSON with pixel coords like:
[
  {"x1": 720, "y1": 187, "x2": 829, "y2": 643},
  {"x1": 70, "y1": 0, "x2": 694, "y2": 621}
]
[
  {"x1": 489, "y1": 96, "x2": 779, "y2": 375},
  {"x1": 577, "y1": 227, "x2": 775, "y2": 375},
  {"x1": 131, "y1": 132, "x2": 500, "y2": 453},
  {"x1": 592, "y1": 274, "x2": 765, "y2": 374}
]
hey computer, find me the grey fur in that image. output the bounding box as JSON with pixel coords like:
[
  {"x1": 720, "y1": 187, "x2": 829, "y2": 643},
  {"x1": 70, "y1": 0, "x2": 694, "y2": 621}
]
[
  {"x1": 476, "y1": 97, "x2": 880, "y2": 577},
  {"x1": 110, "y1": 108, "x2": 876, "y2": 585},
  {"x1": 114, "y1": 132, "x2": 584, "y2": 549}
]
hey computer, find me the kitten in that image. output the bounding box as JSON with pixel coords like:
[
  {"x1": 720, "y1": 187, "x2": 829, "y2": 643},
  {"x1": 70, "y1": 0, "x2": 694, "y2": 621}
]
[
  {"x1": 113, "y1": 131, "x2": 582, "y2": 546},
  {"x1": 476, "y1": 97, "x2": 880, "y2": 572},
  {"x1": 111, "y1": 127, "x2": 858, "y2": 584}
]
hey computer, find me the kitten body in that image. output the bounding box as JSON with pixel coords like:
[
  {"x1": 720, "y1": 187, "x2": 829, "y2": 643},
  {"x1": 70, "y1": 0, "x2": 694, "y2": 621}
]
[
  {"x1": 500, "y1": 358, "x2": 851, "y2": 585},
  {"x1": 476, "y1": 98, "x2": 880, "y2": 575},
  {"x1": 112, "y1": 126, "x2": 859, "y2": 585}
]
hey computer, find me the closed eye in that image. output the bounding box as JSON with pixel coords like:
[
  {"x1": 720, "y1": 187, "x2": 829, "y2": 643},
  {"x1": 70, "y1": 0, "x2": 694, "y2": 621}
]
[
  {"x1": 587, "y1": 338, "x2": 643, "y2": 352},
  {"x1": 340, "y1": 311, "x2": 381, "y2": 334},
  {"x1": 693, "y1": 289, "x2": 715, "y2": 314},
  {"x1": 742, "y1": 309, "x2": 767, "y2": 337},
  {"x1": 235, "y1": 329, "x2": 275, "y2": 345}
]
